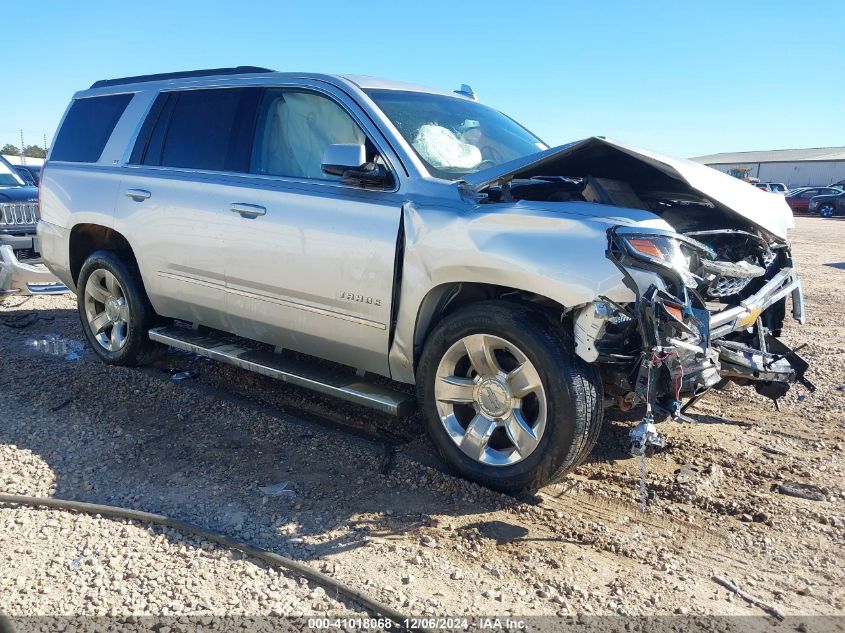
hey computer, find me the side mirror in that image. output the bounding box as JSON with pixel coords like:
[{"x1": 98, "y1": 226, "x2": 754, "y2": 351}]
[
  {"x1": 321, "y1": 143, "x2": 391, "y2": 188},
  {"x1": 321, "y1": 144, "x2": 367, "y2": 177}
]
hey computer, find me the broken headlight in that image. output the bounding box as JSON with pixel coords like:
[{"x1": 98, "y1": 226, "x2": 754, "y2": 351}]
[{"x1": 617, "y1": 233, "x2": 700, "y2": 289}]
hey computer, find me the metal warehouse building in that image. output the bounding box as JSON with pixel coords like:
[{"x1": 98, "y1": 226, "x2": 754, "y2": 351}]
[{"x1": 691, "y1": 146, "x2": 845, "y2": 188}]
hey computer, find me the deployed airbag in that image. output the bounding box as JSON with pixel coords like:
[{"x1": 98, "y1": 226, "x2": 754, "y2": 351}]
[{"x1": 412, "y1": 124, "x2": 481, "y2": 170}]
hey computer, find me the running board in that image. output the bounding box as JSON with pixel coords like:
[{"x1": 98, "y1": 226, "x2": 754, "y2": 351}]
[{"x1": 148, "y1": 326, "x2": 416, "y2": 416}]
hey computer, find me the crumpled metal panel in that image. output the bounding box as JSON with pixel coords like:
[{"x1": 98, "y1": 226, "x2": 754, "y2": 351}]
[{"x1": 387, "y1": 200, "x2": 667, "y2": 383}]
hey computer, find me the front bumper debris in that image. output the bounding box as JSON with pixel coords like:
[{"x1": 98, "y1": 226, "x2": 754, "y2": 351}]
[
  {"x1": 603, "y1": 228, "x2": 811, "y2": 423},
  {"x1": 0, "y1": 244, "x2": 69, "y2": 296},
  {"x1": 709, "y1": 267, "x2": 804, "y2": 338},
  {"x1": 632, "y1": 285, "x2": 722, "y2": 418}
]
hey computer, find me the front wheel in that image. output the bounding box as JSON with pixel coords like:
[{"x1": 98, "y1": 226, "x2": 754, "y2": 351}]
[
  {"x1": 819, "y1": 203, "x2": 835, "y2": 218},
  {"x1": 417, "y1": 302, "x2": 602, "y2": 494},
  {"x1": 77, "y1": 250, "x2": 160, "y2": 366}
]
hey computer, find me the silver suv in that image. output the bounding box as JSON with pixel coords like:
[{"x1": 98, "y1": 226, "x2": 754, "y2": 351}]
[{"x1": 39, "y1": 67, "x2": 812, "y2": 493}]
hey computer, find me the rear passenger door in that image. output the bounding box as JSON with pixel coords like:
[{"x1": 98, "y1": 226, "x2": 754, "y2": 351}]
[
  {"x1": 221, "y1": 85, "x2": 405, "y2": 376},
  {"x1": 115, "y1": 87, "x2": 261, "y2": 330}
]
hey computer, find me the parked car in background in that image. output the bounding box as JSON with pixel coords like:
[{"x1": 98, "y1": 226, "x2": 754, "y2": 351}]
[
  {"x1": 809, "y1": 190, "x2": 845, "y2": 217},
  {"x1": 753, "y1": 182, "x2": 788, "y2": 194},
  {"x1": 0, "y1": 155, "x2": 67, "y2": 295},
  {"x1": 13, "y1": 164, "x2": 41, "y2": 187},
  {"x1": 830, "y1": 180, "x2": 845, "y2": 189},
  {"x1": 785, "y1": 187, "x2": 844, "y2": 214}
]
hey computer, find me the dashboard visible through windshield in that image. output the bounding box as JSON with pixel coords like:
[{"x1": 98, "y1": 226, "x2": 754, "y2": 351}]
[{"x1": 365, "y1": 89, "x2": 547, "y2": 179}]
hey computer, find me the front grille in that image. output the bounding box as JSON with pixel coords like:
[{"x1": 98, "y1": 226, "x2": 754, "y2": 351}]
[
  {"x1": 13, "y1": 248, "x2": 38, "y2": 263},
  {"x1": 707, "y1": 275, "x2": 752, "y2": 298},
  {"x1": 0, "y1": 202, "x2": 39, "y2": 227}
]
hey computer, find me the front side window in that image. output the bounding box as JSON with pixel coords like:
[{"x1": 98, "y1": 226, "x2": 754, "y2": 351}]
[
  {"x1": 251, "y1": 90, "x2": 367, "y2": 181},
  {"x1": 365, "y1": 89, "x2": 547, "y2": 179},
  {"x1": 51, "y1": 93, "x2": 133, "y2": 162}
]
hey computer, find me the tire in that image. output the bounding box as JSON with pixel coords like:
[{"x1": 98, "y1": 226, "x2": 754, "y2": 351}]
[
  {"x1": 819, "y1": 204, "x2": 835, "y2": 218},
  {"x1": 77, "y1": 250, "x2": 160, "y2": 366},
  {"x1": 417, "y1": 301, "x2": 602, "y2": 494}
]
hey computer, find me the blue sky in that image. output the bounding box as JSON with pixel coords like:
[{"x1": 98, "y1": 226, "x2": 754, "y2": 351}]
[{"x1": 3, "y1": 0, "x2": 843, "y2": 158}]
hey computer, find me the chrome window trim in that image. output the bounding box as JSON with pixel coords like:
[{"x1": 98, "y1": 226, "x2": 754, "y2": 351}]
[
  {"x1": 120, "y1": 80, "x2": 405, "y2": 194},
  {"x1": 121, "y1": 163, "x2": 401, "y2": 196}
]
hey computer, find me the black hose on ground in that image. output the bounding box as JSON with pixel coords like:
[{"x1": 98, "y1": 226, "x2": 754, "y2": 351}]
[
  {"x1": 0, "y1": 614, "x2": 15, "y2": 633},
  {"x1": 0, "y1": 494, "x2": 430, "y2": 633}
]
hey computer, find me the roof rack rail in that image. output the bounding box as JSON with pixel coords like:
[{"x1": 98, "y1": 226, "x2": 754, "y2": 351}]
[{"x1": 90, "y1": 66, "x2": 275, "y2": 89}]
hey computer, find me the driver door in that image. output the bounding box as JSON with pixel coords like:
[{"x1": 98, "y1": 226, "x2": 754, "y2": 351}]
[{"x1": 222, "y1": 85, "x2": 404, "y2": 376}]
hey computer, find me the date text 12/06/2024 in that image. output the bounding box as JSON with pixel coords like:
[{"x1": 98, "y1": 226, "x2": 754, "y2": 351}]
[{"x1": 307, "y1": 617, "x2": 527, "y2": 630}]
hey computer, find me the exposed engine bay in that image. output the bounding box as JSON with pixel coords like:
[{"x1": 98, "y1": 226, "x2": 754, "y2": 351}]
[{"x1": 471, "y1": 137, "x2": 814, "y2": 441}]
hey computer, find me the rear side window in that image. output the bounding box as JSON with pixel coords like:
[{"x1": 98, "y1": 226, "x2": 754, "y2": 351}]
[
  {"x1": 51, "y1": 94, "x2": 133, "y2": 162},
  {"x1": 133, "y1": 88, "x2": 260, "y2": 171}
]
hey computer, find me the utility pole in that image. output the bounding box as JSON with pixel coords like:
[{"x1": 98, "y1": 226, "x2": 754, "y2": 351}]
[
  {"x1": 43, "y1": 133, "x2": 48, "y2": 155},
  {"x1": 19, "y1": 129, "x2": 26, "y2": 166}
]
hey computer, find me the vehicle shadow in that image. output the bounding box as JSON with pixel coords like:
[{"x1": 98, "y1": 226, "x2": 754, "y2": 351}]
[
  {"x1": 825, "y1": 262, "x2": 845, "y2": 271},
  {"x1": 0, "y1": 303, "x2": 537, "y2": 573}
]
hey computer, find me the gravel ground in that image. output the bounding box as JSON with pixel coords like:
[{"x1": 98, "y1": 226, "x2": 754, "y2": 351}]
[{"x1": 1, "y1": 216, "x2": 843, "y2": 629}]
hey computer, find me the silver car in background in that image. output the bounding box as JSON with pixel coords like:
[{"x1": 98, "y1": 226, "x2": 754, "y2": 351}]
[{"x1": 38, "y1": 67, "x2": 812, "y2": 493}]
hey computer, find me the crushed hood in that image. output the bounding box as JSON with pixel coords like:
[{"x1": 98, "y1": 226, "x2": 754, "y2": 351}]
[{"x1": 461, "y1": 137, "x2": 793, "y2": 241}]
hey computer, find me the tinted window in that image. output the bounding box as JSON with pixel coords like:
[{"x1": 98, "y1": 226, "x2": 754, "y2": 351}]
[
  {"x1": 251, "y1": 90, "x2": 368, "y2": 180},
  {"x1": 137, "y1": 88, "x2": 260, "y2": 171},
  {"x1": 129, "y1": 92, "x2": 172, "y2": 165},
  {"x1": 799, "y1": 189, "x2": 818, "y2": 198},
  {"x1": 14, "y1": 167, "x2": 36, "y2": 186},
  {"x1": 51, "y1": 94, "x2": 133, "y2": 162},
  {"x1": 0, "y1": 157, "x2": 24, "y2": 186}
]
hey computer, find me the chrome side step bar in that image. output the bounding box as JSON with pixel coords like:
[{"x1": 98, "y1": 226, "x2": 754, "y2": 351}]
[{"x1": 148, "y1": 326, "x2": 416, "y2": 416}]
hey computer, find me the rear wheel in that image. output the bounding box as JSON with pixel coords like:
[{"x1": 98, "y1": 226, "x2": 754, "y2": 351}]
[
  {"x1": 819, "y1": 203, "x2": 835, "y2": 218},
  {"x1": 417, "y1": 302, "x2": 602, "y2": 494},
  {"x1": 77, "y1": 250, "x2": 160, "y2": 366}
]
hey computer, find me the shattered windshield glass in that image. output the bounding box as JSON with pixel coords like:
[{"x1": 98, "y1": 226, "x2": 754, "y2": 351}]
[{"x1": 365, "y1": 89, "x2": 547, "y2": 179}]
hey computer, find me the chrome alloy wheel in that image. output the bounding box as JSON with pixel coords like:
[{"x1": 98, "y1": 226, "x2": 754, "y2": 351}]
[
  {"x1": 83, "y1": 269, "x2": 130, "y2": 352},
  {"x1": 434, "y1": 334, "x2": 547, "y2": 466}
]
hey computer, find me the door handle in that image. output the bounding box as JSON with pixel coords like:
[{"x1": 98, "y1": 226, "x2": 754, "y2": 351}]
[
  {"x1": 231, "y1": 203, "x2": 266, "y2": 218},
  {"x1": 125, "y1": 189, "x2": 151, "y2": 201}
]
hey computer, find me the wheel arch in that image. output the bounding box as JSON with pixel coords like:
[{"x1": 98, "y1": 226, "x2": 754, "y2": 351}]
[
  {"x1": 411, "y1": 282, "x2": 569, "y2": 373},
  {"x1": 69, "y1": 223, "x2": 136, "y2": 285}
]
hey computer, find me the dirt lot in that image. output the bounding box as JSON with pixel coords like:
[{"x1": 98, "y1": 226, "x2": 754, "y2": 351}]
[{"x1": 1, "y1": 216, "x2": 843, "y2": 629}]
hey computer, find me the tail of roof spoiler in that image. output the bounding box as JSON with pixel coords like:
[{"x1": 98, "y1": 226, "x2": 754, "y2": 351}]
[{"x1": 460, "y1": 136, "x2": 792, "y2": 241}]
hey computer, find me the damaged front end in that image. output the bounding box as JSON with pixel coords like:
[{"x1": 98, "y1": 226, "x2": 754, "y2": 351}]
[
  {"x1": 592, "y1": 225, "x2": 814, "y2": 444},
  {"x1": 597, "y1": 227, "x2": 722, "y2": 421},
  {"x1": 463, "y1": 136, "x2": 814, "y2": 440}
]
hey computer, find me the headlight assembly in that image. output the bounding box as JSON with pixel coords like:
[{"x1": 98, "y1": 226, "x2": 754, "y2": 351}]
[{"x1": 614, "y1": 231, "x2": 710, "y2": 289}]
